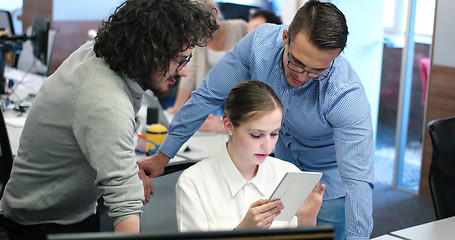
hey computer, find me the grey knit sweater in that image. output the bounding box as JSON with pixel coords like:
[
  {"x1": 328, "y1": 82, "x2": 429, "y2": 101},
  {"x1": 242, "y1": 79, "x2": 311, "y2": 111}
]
[{"x1": 0, "y1": 41, "x2": 144, "y2": 227}]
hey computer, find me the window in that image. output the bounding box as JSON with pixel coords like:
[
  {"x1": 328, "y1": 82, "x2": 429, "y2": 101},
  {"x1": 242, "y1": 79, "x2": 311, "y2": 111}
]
[{"x1": 383, "y1": 0, "x2": 435, "y2": 44}]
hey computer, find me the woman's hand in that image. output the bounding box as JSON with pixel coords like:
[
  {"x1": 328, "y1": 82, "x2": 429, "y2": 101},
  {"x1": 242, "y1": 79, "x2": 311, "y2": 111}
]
[
  {"x1": 236, "y1": 199, "x2": 284, "y2": 230},
  {"x1": 296, "y1": 183, "x2": 326, "y2": 226}
]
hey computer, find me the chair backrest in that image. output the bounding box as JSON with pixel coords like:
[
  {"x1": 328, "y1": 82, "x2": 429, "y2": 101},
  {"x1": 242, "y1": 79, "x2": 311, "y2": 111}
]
[
  {"x1": 16, "y1": 27, "x2": 58, "y2": 76},
  {"x1": 0, "y1": 109, "x2": 13, "y2": 199},
  {"x1": 427, "y1": 116, "x2": 455, "y2": 219}
]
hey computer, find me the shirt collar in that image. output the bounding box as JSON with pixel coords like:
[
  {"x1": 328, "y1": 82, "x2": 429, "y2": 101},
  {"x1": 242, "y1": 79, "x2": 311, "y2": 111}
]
[
  {"x1": 125, "y1": 77, "x2": 145, "y2": 96},
  {"x1": 125, "y1": 77, "x2": 145, "y2": 114},
  {"x1": 218, "y1": 144, "x2": 267, "y2": 197}
]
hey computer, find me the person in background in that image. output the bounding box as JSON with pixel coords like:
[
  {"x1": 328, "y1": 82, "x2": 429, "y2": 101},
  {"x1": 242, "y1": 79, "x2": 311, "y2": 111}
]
[
  {"x1": 176, "y1": 80, "x2": 325, "y2": 231},
  {"x1": 166, "y1": 0, "x2": 247, "y2": 133},
  {"x1": 247, "y1": 9, "x2": 282, "y2": 33},
  {"x1": 140, "y1": 0, "x2": 374, "y2": 239},
  {"x1": 0, "y1": 0, "x2": 218, "y2": 239}
]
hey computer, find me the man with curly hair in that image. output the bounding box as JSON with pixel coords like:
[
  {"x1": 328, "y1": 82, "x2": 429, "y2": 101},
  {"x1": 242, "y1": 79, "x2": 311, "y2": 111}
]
[{"x1": 0, "y1": 0, "x2": 218, "y2": 239}]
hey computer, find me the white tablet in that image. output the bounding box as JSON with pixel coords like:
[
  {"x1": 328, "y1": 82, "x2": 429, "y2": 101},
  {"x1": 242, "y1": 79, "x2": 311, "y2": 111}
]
[{"x1": 269, "y1": 171, "x2": 323, "y2": 221}]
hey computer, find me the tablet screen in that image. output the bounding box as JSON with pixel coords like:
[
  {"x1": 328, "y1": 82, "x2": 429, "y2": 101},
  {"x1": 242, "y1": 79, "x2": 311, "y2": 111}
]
[{"x1": 269, "y1": 171, "x2": 323, "y2": 221}]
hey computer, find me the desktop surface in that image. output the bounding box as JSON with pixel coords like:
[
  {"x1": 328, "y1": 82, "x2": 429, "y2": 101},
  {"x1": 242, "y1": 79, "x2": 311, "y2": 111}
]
[{"x1": 48, "y1": 226, "x2": 334, "y2": 240}]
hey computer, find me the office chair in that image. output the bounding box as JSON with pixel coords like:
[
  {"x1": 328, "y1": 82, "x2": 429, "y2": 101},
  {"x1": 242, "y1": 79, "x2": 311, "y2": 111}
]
[
  {"x1": 427, "y1": 116, "x2": 455, "y2": 220},
  {"x1": 0, "y1": 109, "x2": 13, "y2": 200}
]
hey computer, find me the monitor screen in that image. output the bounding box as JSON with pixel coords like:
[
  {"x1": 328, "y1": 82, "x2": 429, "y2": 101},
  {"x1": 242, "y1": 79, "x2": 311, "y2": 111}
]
[
  {"x1": 0, "y1": 9, "x2": 15, "y2": 35},
  {"x1": 31, "y1": 14, "x2": 49, "y2": 66},
  {"x1": 48, "y1": 226, "x2": 334, "y2": 240}
]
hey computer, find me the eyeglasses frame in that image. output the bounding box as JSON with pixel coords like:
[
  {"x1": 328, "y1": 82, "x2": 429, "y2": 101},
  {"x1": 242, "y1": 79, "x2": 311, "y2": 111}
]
[
  {"x1": 286, "y1": 39, "x2": 334, "y2": 81},
  {"x1": 174, "y1": 52, "x2": 193, "y2": 72}
]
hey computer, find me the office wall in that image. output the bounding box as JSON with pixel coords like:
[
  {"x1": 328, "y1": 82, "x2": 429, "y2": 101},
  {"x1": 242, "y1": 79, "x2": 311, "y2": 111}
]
[
  {"x1": 53, "y1": 0, "x2": 122, "y2": 21},
  {"x1": 49, "y1": 1, "x2": 124, "y2": 74},
  {"x1": 419, "y1": 0, "x2": 455, "y2": 198},
  {"x1": 22, "y1": 0, "x2": 52, "y2": 34},
  {"x1": 333, "y1": 0, "x2": 383, "y2": 140}
]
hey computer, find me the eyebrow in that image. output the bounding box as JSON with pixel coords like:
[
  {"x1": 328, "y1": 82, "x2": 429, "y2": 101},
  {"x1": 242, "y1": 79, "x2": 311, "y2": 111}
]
[
  {"x1": 248, "y1": 127, "x2": 282, "y2": 133},
  {"x1": 175, "y1": 53, "x2": 191, "y2": 60}
]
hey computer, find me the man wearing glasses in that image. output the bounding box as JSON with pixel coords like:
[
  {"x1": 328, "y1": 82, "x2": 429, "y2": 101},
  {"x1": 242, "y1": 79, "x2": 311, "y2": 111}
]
[
  {"x1": 0, "y1": 0, "x2": 217, "y2": 239},
  {"x1": 140, "y1": 1, "x2": 373, "y2": 239}
]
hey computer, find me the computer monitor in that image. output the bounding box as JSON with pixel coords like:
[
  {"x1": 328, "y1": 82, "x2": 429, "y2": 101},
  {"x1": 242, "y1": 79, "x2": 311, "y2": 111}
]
[
  {"x1": 47, "y1": 226, "x2": 334, "y2": 240},
  {"x1": 30, "y1": 14, "x2": 50, "y2": 66},
  {"x1": 0, "y1": 9, "x2": 15, "y2": 35}
]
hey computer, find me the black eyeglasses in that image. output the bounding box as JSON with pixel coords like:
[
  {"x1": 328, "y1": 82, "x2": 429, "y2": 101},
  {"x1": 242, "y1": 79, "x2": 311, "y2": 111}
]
[
  {"x1": 286, "y1": 39, "x2": 333, "y2": 81},
  {"x1": 173, "y1": 52, "x2": 193, "y2": 72}
]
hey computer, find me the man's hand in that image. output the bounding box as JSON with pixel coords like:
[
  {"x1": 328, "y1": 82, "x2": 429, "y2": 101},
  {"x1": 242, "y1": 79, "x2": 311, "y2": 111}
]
[
  {"x1": 137, "y1": 150, "x2": 170, "y2": 177},
  {"x1": 236, "y1": 199, "x2": 284, "y2": 230},
  {"x1": 136, "y1": 151, "x2": 170, "y2": 201},
  {"x1": 137, "y1": 169, "x2": 153, "y2": 203}
]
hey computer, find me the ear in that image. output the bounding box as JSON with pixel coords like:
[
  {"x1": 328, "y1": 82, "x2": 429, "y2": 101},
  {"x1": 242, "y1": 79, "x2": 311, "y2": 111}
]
[
  {"x1": 282, "y1": 29, "x2": 289, "y2": 48},
  {"x1": 223, "y1": 118, "x2": 233, "y2": 133}
]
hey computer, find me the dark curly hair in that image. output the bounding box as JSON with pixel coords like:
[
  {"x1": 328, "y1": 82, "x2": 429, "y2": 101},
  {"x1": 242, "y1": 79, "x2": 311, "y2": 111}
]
[{"x1": 94, "y1": 0, "x2": 219, "y2": 80}]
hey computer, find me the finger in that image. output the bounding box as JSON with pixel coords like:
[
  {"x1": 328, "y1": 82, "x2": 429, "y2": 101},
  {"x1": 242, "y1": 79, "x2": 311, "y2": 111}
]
[
  {"x1": 146, "y1": 178, "x2": 152, "y2": 201},
  {"x1": 137, "y1": 170, "x2": 149, "y2": 203},
  {"x1": 253, "y1": 201, "x2": 283, "y2": 217},
  {"x1": 136, "y1": 160, "x2": 148, "y2": 174},
  {"x1": 260, "y1": 199, "x2": 283, "y2": 211},
  {"x1": 312, "y1": 182, "x2": 320, "y2": 192},
  {"x1": 140, "y1": 170, "x2": 154, "y2": 200},
  {"x1": 250, "y1": 199, "x2": 269, "y2": 208},
  {"x1": 319, "y1": 183, "x2": 326, "y2": 193},
  {"x1": 259, "y1": 209, "x2": 281, "y2": 229}
]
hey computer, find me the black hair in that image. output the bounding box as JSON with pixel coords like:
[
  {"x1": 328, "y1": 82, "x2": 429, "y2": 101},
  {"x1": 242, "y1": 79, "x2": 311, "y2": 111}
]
[
  {"x1": 250, "y1": 10, "x2": 282, "y2": 25},
  {"x1": 288, "y1": 0, "x2": 348, "y2": 51},
  {"x1": 223, "y1": 80, "x2": 282, "y2": 127},
  {"x1": 94, "y1": 0, "x2": 219, "y2": 81}
]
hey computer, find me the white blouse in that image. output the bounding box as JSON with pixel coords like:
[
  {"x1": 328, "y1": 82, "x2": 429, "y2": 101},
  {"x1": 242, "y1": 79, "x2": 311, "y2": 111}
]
[{"x1": 175, "y1": 144, "x2": 301, "y2": 232}]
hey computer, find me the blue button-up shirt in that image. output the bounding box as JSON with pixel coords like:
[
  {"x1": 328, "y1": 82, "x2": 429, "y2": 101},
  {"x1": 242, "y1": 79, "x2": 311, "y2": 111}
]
[{"x1": 161, "y1": 24, "x2": 374, "y2": 239}]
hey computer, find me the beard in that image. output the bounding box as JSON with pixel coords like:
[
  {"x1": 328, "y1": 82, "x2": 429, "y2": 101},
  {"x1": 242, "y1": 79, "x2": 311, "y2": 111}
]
[{"x1": 142, "y1": 74, "x2": 181, "y2": 98}]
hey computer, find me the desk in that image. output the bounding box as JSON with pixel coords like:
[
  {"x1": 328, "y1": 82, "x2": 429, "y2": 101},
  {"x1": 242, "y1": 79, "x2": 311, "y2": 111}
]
[
  {"x1": 176, "y1": 131, "x2": 228, "y2": 161},
  {"x1": 372, "y1": 216, "x2": 455, "y2": 240},
  {"x1": 4, "y1": 109, "x2": 26, "y2": 155},
  {"x1": 4, "y1": 66, "x2": 46, "y2": 102},
  {"x1": 3, "y1": 66, "x2": 45, "y2": 155}
]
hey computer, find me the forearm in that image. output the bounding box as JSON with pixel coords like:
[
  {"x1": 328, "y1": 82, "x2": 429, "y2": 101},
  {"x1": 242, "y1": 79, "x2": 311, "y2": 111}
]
[
  {"x1": 297, "y1": 216, "x2": 316, "y2": 227},
  {"x1": 114, "y1": 214, "x2": 140, "y2": 233},
  {"x1": 345, "y1": 180, "x2": 373, "y2": 239}
]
